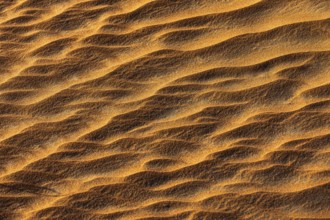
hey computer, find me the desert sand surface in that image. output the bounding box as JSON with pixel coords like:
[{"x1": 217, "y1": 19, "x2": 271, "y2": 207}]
[{"x1": 0, "y1": 0, "x2": 329, "y2": 219}]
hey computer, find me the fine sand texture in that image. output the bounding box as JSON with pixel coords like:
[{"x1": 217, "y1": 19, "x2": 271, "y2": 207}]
[{"x1": 0, "y1": 0, "x2": 330, "y2": 219}]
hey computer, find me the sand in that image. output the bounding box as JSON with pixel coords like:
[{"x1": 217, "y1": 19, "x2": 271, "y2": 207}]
[{"x1": 0, "y1": 0, "x2": 329, "y2": 219}]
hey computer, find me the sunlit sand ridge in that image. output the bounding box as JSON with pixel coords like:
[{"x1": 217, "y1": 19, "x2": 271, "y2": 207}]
[{"x1": 0, "y1": 0, "x2": 329, "y2": 219}]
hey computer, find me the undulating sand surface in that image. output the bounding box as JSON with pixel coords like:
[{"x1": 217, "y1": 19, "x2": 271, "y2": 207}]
[{"x1": 0, "y1": 0, "x2": 329, "y2": 219}]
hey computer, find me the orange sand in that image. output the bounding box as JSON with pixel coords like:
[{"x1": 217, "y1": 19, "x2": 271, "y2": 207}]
[{"x1": 0, "y1": 0, "x2": 329, "y2": 219}]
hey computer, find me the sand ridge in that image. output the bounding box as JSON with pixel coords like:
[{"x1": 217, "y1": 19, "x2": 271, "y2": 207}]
[{"x1": 0, "y1": 0, "x2": 329, "y2": 219}]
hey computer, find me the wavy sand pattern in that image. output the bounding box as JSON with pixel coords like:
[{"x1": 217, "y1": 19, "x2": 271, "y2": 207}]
[{"x1": 0, "y1": 0, "x2": 329, "y2": 219}]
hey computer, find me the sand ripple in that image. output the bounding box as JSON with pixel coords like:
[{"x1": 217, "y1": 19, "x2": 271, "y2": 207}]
[{"x1": 0, "y1": 0, "x2": 329, "y2": 219}]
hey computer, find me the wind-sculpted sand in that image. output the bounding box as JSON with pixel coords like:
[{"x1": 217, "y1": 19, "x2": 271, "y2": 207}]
[{"x1": 0, "y1": 0, "x2": 329, "y2": 219}]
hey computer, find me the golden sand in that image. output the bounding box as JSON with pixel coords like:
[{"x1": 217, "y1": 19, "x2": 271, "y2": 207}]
[{"x1": 0, "y1": 0, "x2": 329, "y2": 219}]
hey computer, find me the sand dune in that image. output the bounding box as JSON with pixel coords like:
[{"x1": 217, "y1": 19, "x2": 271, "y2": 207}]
[{"x1": 0, "y1": 0, "x2": 329, "y2": 219}]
